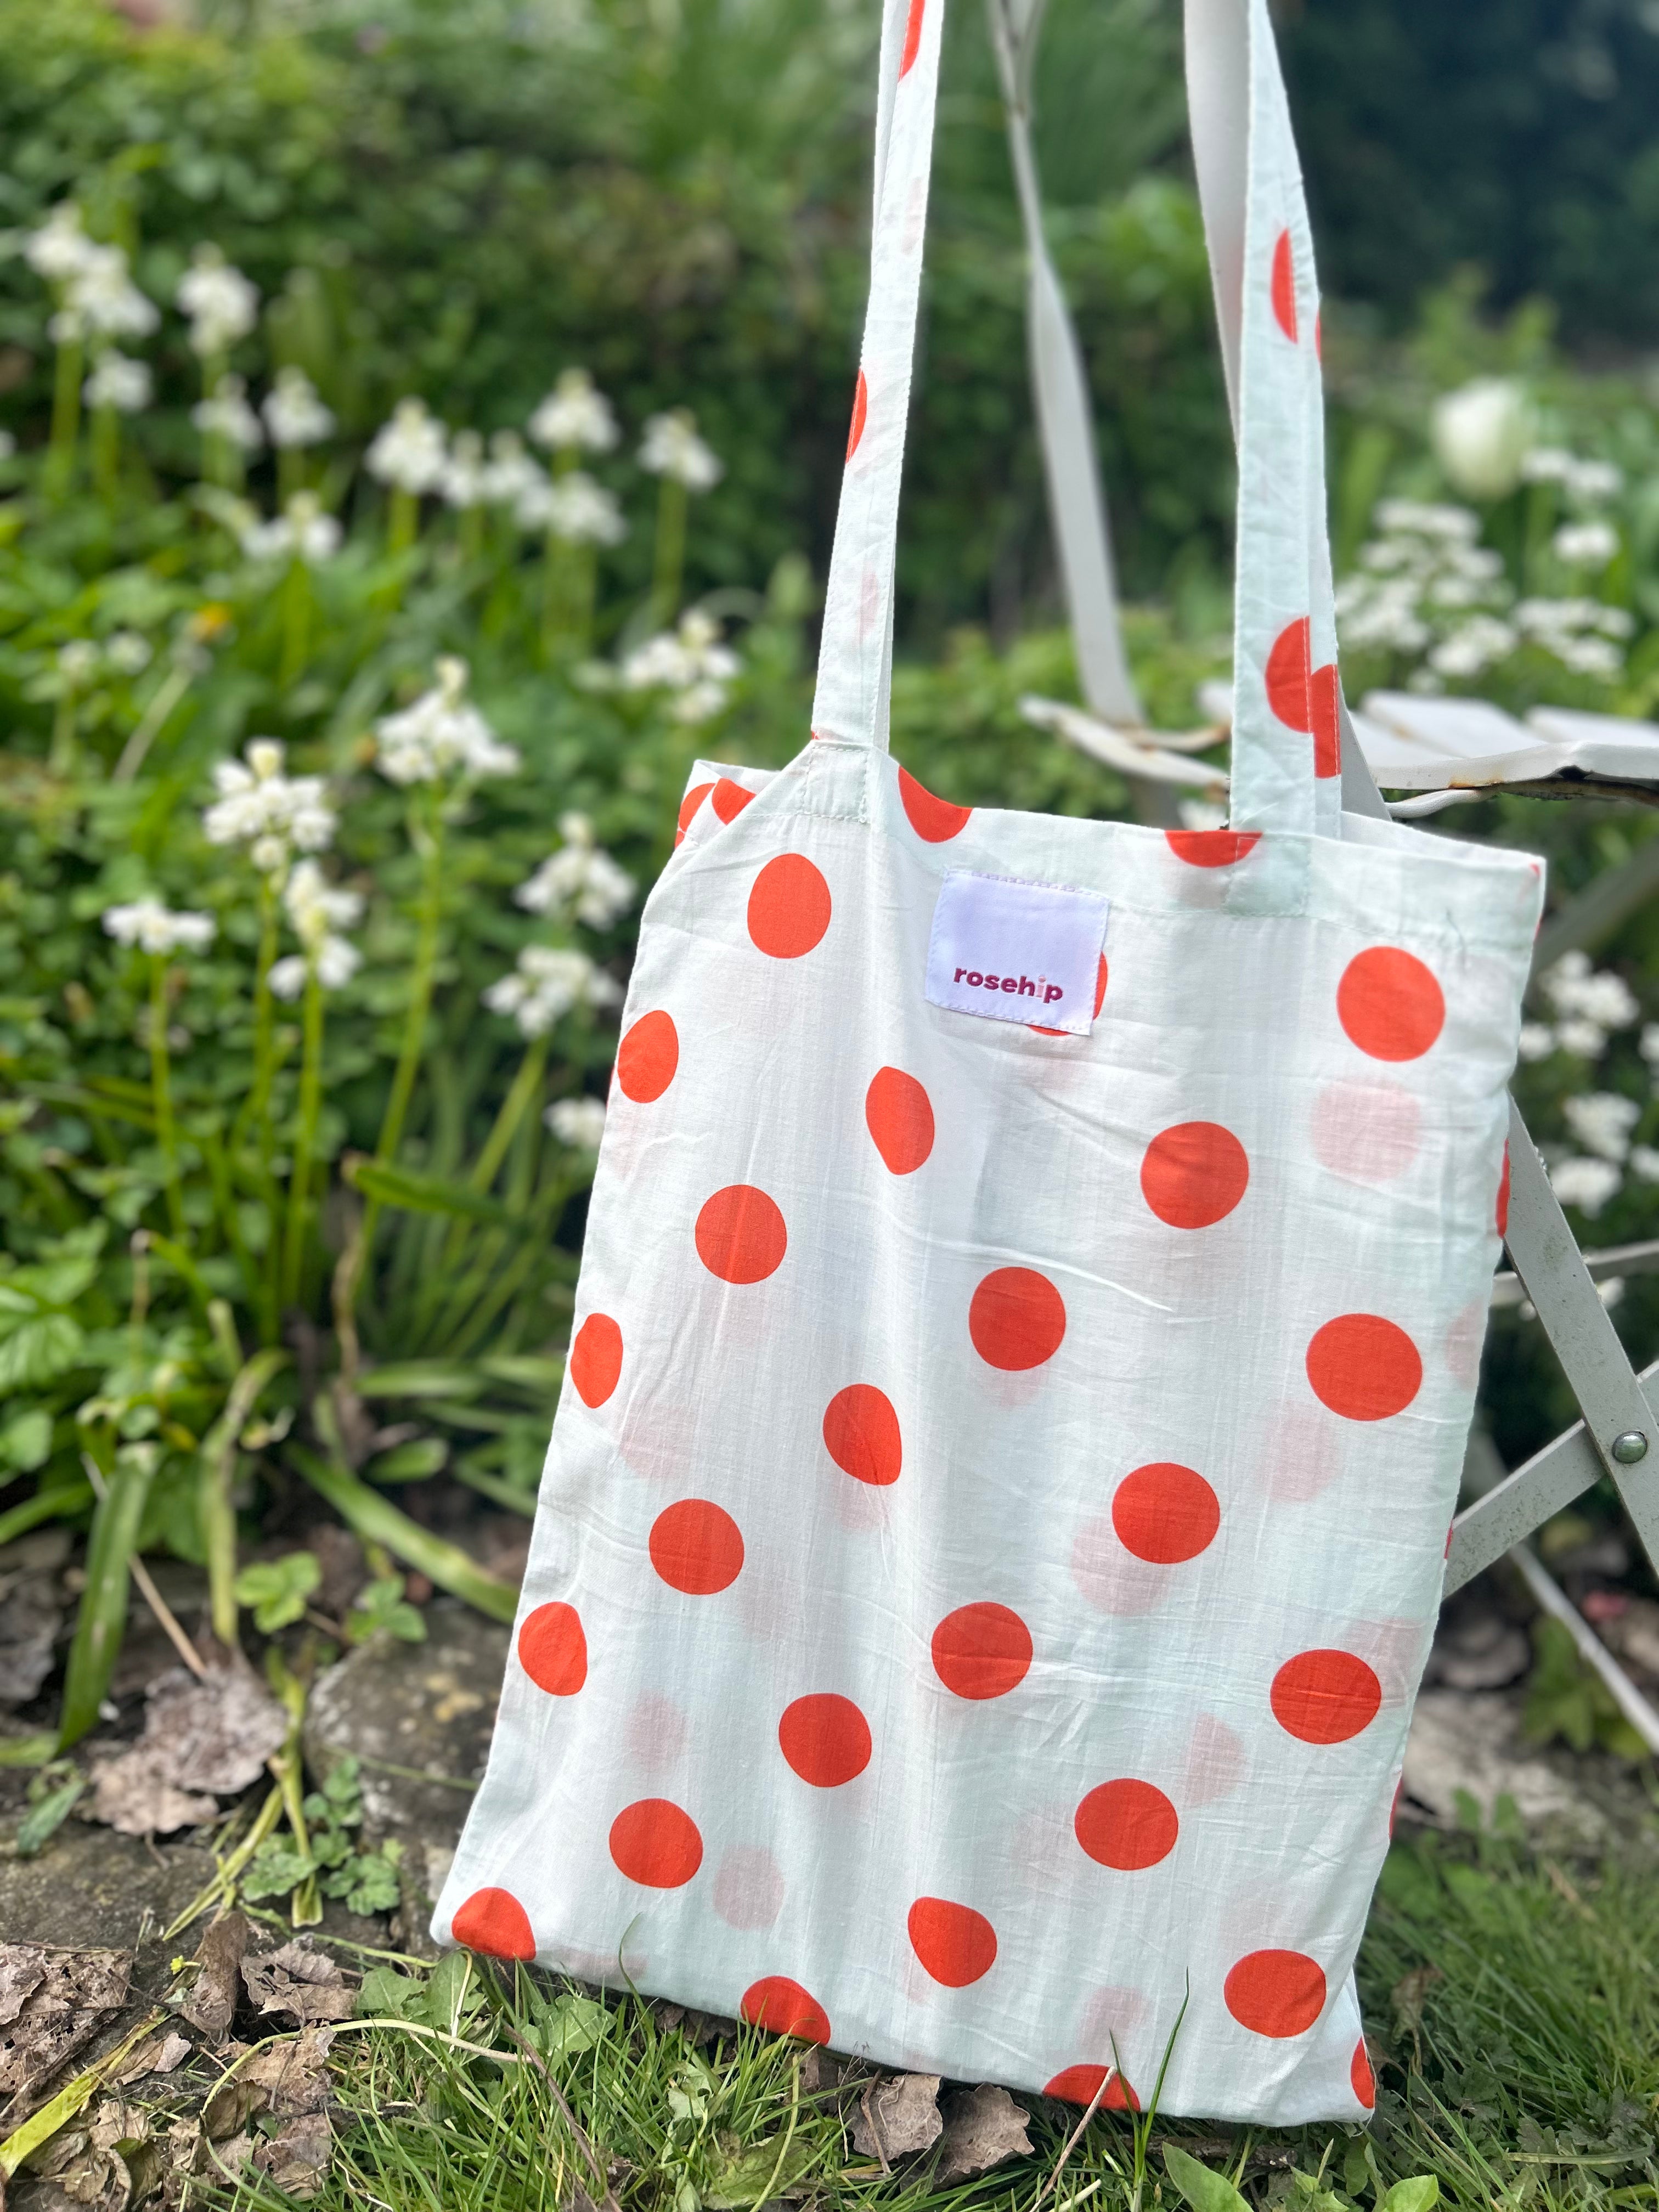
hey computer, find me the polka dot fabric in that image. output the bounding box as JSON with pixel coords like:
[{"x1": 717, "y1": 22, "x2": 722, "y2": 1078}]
[{"x1": 436, "y1": 0, "x2": 1545, "y2": 2130}]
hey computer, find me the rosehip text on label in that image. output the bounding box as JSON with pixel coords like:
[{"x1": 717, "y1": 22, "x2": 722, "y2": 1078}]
[{"x1": 953, "y1": 968, "x2": 1064, "y2": 1005}]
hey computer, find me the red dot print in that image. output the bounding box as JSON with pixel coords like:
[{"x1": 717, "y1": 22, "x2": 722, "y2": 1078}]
[
  {"x1": 865, "y1": 1066, "x2": 935, "y2": 1174},
  {"x1": 696, "y1": 1184, "x2": 787, "y2": 1283},
  {"x1": 1337, "y1": 947, "x2": 1445, "y2": 1062},
  {"x1": 452, "y1": 1886, "x2": 535, "y2": 1961},
  {"x1": 1271, "y1": 228, "x2": 1298, "y2": 342},
  {"x1": 899, "y1": 0, "x2": 925, "y2": 75},
  {"x1": 747, "y1": 854, "x2": 831, "y2": 958},
  {"x1": 931, "y1": 1602, "x2": 1033, "y2": 1700},
  {"x1": 1351, "y1": 2038, "x2": 1376, "y2": 2109},
  {"x1": 1224, "y1": 1950, "x2": 1326, "y2": 2038},
  {"x1": 907, "y1": 1898, "x2": 998, "y2": 1987},
  {"x1": 649, "y1": 1499, "x2": 745, "y2": 1595},
  {"x1": 617, "y1": 1009, "x2": 679, "y2": 1105},
  {"x1": 1271, "y1": 1650, "x2": 1382, "y2": 1743},
  {"x1": 1306, "y1": 1313, "x2": 1423, "y2": 1421},
  {"x1": 712, "y1": 777, "x2": 754, "y2": 825},
  {"x1": 518, "y1": 1602, "x2": 588, "y2": 1696},
  {"x1": 969, "y1": 1266, "x2": 1066, "y2": 1370},
  {"x1": 1111, "y1": 1463, "x2": 1220, "y2": 1565},
  {"x1": 778, "y1": 1694, "x2": 872, "y2": 1787},
  {"x1": 675, "y1": 781, "x2": 713, "y2": 847},
  {"x1": 569, "y1": 1314, "x2": 623, "y2": 1408},
  {"x1": 898, "y1": 765, "x2": 972, "y2": 842},
  {"x1": 822, "y1": 1384, "x2": 902, "y2": 1487},
  {"x1": 1042, "y1": 2066, "x2": 1139, "y2": 2112},
  {"x1": 1497, "y1": 1142, "x2": 1511, "y2": 1238},
  {"x1": 847, "y1": 370, "x2": 868, "y2": 460},
  {"x1": 1165, "y1": 829, "x2": 1261, "y2": 868},
  {"x1": 1140, "y1": 1122, "x2": 1249, "y2": 1229},
  {"x1": 1266, "y1": 617, "x2": 1313, "y2": 730},
  {"x1": 609, "y1": 1798, "x2": 703, "y2": 1888},
  {"x1": 1032, "y1": 955, "x2": 1108, "y2": 1036},
  {"x1": 1075, "y1": 1780, "x2": 1179, "y2": 1871},
  {"x1": 741, "y1": 1977, "x2": 831, "y2": 2045},
  {"x1": 1310, "y1": 661, "x2": 1341, "y2": 779}
]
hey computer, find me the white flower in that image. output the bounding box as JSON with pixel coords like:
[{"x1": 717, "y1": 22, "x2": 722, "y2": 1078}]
[
  {"x1": 482, "y1": 946, "x2": 621, "y2": 1037},
  {"x1": 1563, "y1": 1091, "x2": 1641, "y2": 1163},
  {"x1": 269, "y1": 859, "x2": 363, "y2": 997},
  {"x1": 24, "y1": 202, "x2": 97, "y2": 284},
  {"x1": 1548, "y1": 1155, "x2": 1622, "y2": 1217},
  {"x1": 106, "y1": 631, "x2": 151, "y2": 675},
  {"x1": 84, "y1": 350, "x2": 151, "y2": 413},
  {"x1": 53, "y1": 245, "x2": 157, "y2": 343},
  {"x1": 516, "y1": 814, "x2": 636, "y2": 929},
  {"x1": 1427, "y1": 616, "x2": 1517, "y2": 679},
  {"x1": 1177, "y1": 798, "x2": 1227, "y2": 834},
  {"x1": 239, "y1": 490, "x2": 342, "y2": 566},
  {"x1": 0, "y1": 431, "x2": 14, "y2": 461},
  {"x1": 478, "y1": 430, "x2": 544, "y2": 507},
  {"x1": 202, "y1": 737, "x2": 336, "y2": 875},
  {"x1": 58, "y1": 639, "x2": 100, "y2": 686},
  {"x1": 621, "y1": 609, "x2": 740, "y2": 723},
  {"x1": 1541, "y1": 950, "x2": 1639, "y2": 1031},
  {"x1": 534, "y1": 470, "x2": 628, "y2": 546},
  {"x1": 1556, "y1": 1017, "x2": 1610, "y2": 1059},
  {"x1": 639, "y1": 409, "x2": 722, "y2": 492},
  {"x1": 1431, "y1": 379, "x2": 1533, "y2": 502},
  {"x1": 1630, "y1": 1144, "x2": 1659, "y2": 1183},
  {"x1": 530, "y1": 369, "x2": 619, "y2": 455},
  {"x1": 365, "y1": 397, "x2": 448, "y2": 496},
  {"x1": 1640, "y1": 1023, "x2": 1659, "y2": 1067},
  {"x1": 102, "y1": 899, "x2": 216, "y2": 956},
  {"x1": 262, "y1": 366, "x2": 335, "y2": 449},
  {"x1": 1553, "y1": 520, "x2": 1618, "y2": 569},
  {"x1": 547, "y1": 1096, "x2": 607, "y2": 1148},
  {"x1": 438, "y1": 428, "x2": 486, "y2": 509},
  {"x1": 1567, "y1": 457, "x2": 1623, "y2": 504},
  {"x1": 373, "y1": 656, "x2": 521, "y2": 786},
  {"x1": 1516, "y1": 1022, "x2": 1556, "y2": 1062},
  {"x1": 193, "y1": 374, "x2": 264, "y2": 453},
  {"x1": 1374, "y1": 500, "x2": 1482, "y2": 543},
  {"x1": 176, "y1": 245, "x2": 259, "y2": 357},
  {"x1": 1520, "y1": 447, "x2": 1573, "y2": 486}
]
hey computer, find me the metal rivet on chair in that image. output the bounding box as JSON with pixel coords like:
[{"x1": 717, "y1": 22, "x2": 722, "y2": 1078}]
[{"x1": 1611, "y1": 1430, "x2": 1649, "y2": 1464}]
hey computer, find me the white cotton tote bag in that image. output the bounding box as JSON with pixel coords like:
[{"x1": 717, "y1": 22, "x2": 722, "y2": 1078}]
[{"x1": 436, "y1": 0, "x2": 1543, "y2": 2123}]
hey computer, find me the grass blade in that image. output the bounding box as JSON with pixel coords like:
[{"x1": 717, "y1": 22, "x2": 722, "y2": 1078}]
[
  {"x1": 289, "y1": 1440, "x2": 518, "y2": 1622},
  {"x1": 57, "y1": 1447, "x2": 157, "y2": 1750}
]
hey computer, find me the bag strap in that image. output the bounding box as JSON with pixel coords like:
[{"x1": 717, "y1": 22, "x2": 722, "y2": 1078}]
[{"x1": 814, "y1": 0, "x2": 1344, "y2": 842}]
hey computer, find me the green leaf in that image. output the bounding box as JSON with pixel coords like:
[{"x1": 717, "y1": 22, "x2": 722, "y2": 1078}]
[
  {"x1": 1379, "y1": 2181, "x2": 1440, "y2": 2212},
  {"x1": 357, "y1": 1965, "x2": 422, "y2": 2019},
  {"x1": 290, "y1": 1443, "x2": 517, "y2": 1622},
  {"x1": 538, "y1": 1992, "x2": 608, "y2": 2063},
  {"x1": 0, "y1": 1313, "x2": 87, "y2": 1391},
  {"x1": 242, "y1": 1838, "x2": 318, "y2": 1902},
  {"x1": 234, "y1": 1550, "x2": 321, "y2": 1633},
  {"x1": 702, "y1": 2132, "x2": 817, "y2": 2208},
  {"x1": 1165, "y1": 2146, "x2": 1251, "y2": 2212},
  {"x1": 349, "y1": 1575, "x2": 428, "y2": 1644},
  {"x1": 0, "y1": 1483, "x2": 94, "y2": 1548},
  {"x1": 347, "y1": 1158, "x2": 516, "y2": 1224},
  {"x1": 354, "y1": 1362, "x2": 484, "y2": 1401},
  {"x1": 1, "y1": 1408, "x2": 54, "y2": 1473},
  {"x1": 365, "y1": 1437, "x2": 448, "y2": 1482},
  {"x1": 58, "y1": 1447, "x2": 157, "y2": 1751},
  {"x1": 15, "y1": 1775, "x2": 86, "y2": 1858},
  {"x1": 325, "y1": 1843, "x2": 403, "y2": 1915}
]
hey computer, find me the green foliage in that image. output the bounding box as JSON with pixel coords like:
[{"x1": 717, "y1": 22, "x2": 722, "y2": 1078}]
[
  {"x1": 1521, "y1": 1617, "x2": 1652, "y2": 1762},
  {"x1": 243, "y1": 1753, "x2": 404, "y2": 1913},
  {"x1": 234, "y1": 1549, "x2": 320, "y2": 1632},
  {"x1": 347, "y1": 1571, "x2": 426, "y2": 1644}
]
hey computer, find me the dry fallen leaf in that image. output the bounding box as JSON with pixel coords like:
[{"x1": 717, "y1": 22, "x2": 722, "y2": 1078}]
[
  {"x1": 242, "y1": 2025, "x2": 335, "y2": 2117},
  {"x1": 934, "y1": 2084, "x2": 1033, "y2": 2184},
  {"x1": 0, "y1": 1531, "x2": 66, "y2": 1708},
  {"x1": 242, "y1": 1942, "x2": 356, "y2": 2025},
  {"x1": 115, "y1": 2027, "x2": 192, "y2": 2085},
  {"x1": 182, "y1": 1912, "x2": 248, "y2": 2045},
  {"x1": 852, "y1": 2073, "x2": 943, "y2": 2164},
  {"x1": 0, "y1": 1944, "x2": 131, "y2": 2115},
  {"x1": 251, "y1": 2110, "x2": 334, "y2": 2200},
  {"x1": 89, "y1": 1664, "x2": 287, "y2": 1837}
]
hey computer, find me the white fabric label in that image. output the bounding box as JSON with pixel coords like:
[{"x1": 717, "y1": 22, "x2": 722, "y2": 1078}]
[{"x1": 926, "y1": 871, "x2": 1109, "y2": 1035}]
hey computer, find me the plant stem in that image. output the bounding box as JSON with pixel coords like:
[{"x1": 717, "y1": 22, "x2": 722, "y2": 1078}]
[
  {"x1": 442, "y1": 1036, "x2": 548, "y2": 1270},
  {"x1": 90, "y1": 399, "x2": 119, "y2": 501},
  {"x1": 279, "y1": 556, "x2": 311, "y2": 688},
  {"x1": 651, "y1": 475, "x2": 687, "y2": 628},
  {"x1": 374, "y1": 809, "x2": 444, "y2": 1169},
  {"x1": 199, "y1": 1346, "x2": 289, "y2": 1650},
  {"x1": 280, "y1": 962, "x2": 325, "y2": 1311},
  {"x1": 45, "y1": 336, "x2": 83, "y2": 499},
  {"x1": 112, "y1": 659, "x2": 194, "y2": 783},
  {"x1": 245, "y1": 878, "x2": 283, "y2": 1343},
  {"x1": 48, "y1": 685, "x2": 80, "y2": 777},
  {"x1": 148, "y1": 955, "x2": 184, "y2": 1237},
  {"x1": 388, "y1": 484, "x2": 418, "y2": 558}
]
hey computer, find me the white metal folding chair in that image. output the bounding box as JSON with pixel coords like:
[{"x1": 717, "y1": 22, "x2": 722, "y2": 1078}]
[{"x1": 986, "y1": 0, "x2": 1659, "y2": 1748}]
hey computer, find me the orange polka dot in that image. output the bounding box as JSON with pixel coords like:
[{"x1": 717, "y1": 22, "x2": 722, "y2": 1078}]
[
  {"x1": 747, "y1": 854, "x2": 831, "y2": 958},
  {"x1": 1271, "y1": 228, "x2": 1298, "y2": 342},
  {"x1": 1306, "y1": 1313, "x2": 1422, "y2": 1421},
  {"x1": 675, "y1": 782, "x2": 713, "y2": 847},
  {"x1": 969, "y1": 1266, "x2": 1066, "y2": 1370},
  {"x1": 898, "y1": 765, "x2": 971, "y2": 842},
  {"x1": 898, "y1": 0, "x2": 925, "y2": 75},
  {"x1": 822, "y1": 1384, "x2": 902, "y2": 1487},
  {"x1": 1266, "y1": 617, "x2": 1313, "y2": 730},
  {"x1": 907, "y1": 1897, "x2": 997, "y2": 1987},
  {"x1": 1351, "y1": 2038, "x2": 1376, "y2": 2109},
  {"x1": 1042, "y1": 2066, "x2": 1139, "y2": 2112},
  {"x1": 1165, "y1": 830, "x2": 1261, "y2": 868},
  {"x1": 865, "y1": 1066, "x2": 934, "y2": 1174},
  {"x1": 1141, "y1": 1122, "x2": 1249, "y2": 1229},
  {"x1": 1075, "y1": 1780, "x2": 1179, "y2": 1870},
  {"x1": 518, "y1": 1601, "x2": 587, "y2": 1696},
  {"x1": 1338, "y1": 947, "x2": 1445, "y2": 1061},
  {"x1": 778, "y1": 1693, "x2": 872, "y2": 1787},
  {"x1": 1497, "y1": 1142, "x2": 1511, "y2": 1238},
  {"x1": 847, "y1": 370, "x2": 868, "y2": 460},
  {"x1": 931, "y1": 1602, "x2": 1032, "y2": 1700},
  {"x1": 1111, "y1": 1463, "x2": 1220, "y2": 1565},
  {"x1": 712, "y1": 777, "x2": 753, "y2": 825},
  {"x1": 617, "y1": 1009, "x2": 679, "y2": 1105},
  {"x1": 649, "y1": 1499, "x2": 744, "y2": 1595},
  {"x1": 452, "y1": 1886, "x2": 535, "y2": 1960},
  {"x1": 1271, "y1": 1649, "x2": 1382, "y2": 1743},
  {"x1": 1032, "y1": 955, "x2": 1107, "y2": 1036},
  {"x1": 1223, "y1": 1949, "x2": 1325, "y2": 2038},
  {"x1": 609, "y1": 1797, "x2": 703, "y2": 1888},
  {"x1": 696, "y1": 1184, "x2": 787, "y2": 1283},
  {"x1": 741, "y1": 1977, "x2": 831, "y2": 2045},
  {"x1": 569, "y1": 1313, "x2": 623, "y2": 1408}
]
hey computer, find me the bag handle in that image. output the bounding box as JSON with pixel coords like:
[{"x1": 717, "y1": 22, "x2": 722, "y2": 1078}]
[{"x1": 812, "y1": 0, "x2": 1344, "y2": 839}]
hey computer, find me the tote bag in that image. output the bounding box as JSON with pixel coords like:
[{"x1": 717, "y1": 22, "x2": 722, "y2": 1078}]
[{"x1": 435, "y1": 0, "x2": 1543, "y2": 2123}]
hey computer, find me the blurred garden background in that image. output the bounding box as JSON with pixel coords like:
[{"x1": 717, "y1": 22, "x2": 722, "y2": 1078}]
[{"x1": 4, "y1": 0, "x2": 1659, "y2": 2204}]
